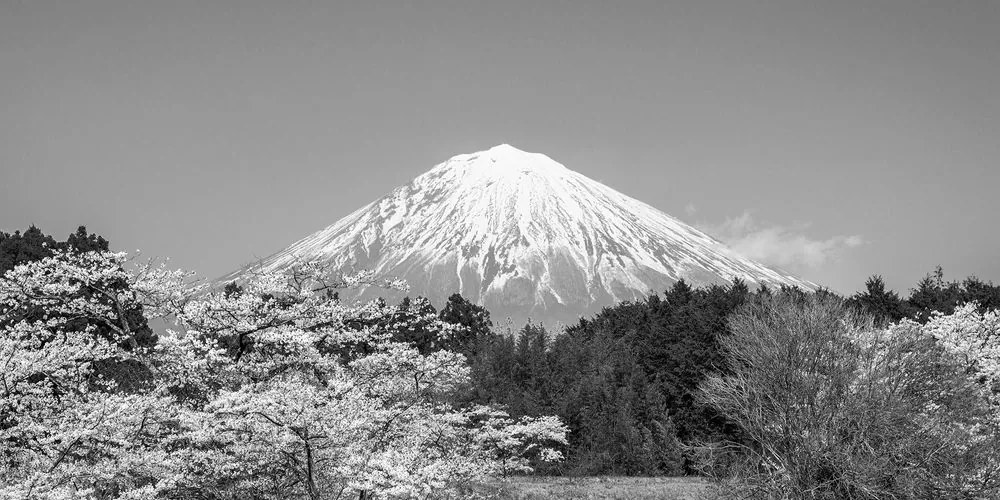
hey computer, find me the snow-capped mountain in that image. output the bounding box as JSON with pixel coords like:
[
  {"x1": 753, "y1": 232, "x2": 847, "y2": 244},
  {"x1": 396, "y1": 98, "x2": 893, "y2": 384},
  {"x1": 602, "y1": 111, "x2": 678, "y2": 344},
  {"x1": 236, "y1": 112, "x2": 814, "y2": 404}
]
[{"x1": 226, "y1": 144, "x2": 815, "y2": 325}]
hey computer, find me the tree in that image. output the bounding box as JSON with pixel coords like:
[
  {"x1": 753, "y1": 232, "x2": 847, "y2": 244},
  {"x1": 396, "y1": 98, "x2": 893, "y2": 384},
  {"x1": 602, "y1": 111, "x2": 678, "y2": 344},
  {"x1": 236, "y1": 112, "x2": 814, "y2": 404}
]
[
  {"x1": 0, "y1": 225, "x2": 154, "y2": 388},
  {"x1": 465, "y1": 280, "x2": 753, "y2": 475},
  {"x1": 161, "y1": 265, "x2": 567, "y2": 498},
  {"x1": 0, "y1": 252, "x2": 568, "y2": 498},
  {"x1": 64, "y1": 226, "x2": 110, "y2": 254},
  {"x1": 961, "y1": 276, "x2": 1000, "y2": 311},
  {"x1": 387, "y1": 296, "x2": 441, "y2": 353},
  {"x1": 0, "y1": 225, "x2": 109, "y2": 274},
  {"x1": 468, "y1": 307, "x2": 696, "y2": 476},
  {"x1": 0, "y1": 250, "x2": 190, "y2": 498},
  {"x1": 908, "y1": 266, "x2": 964, "y2": 322},
  {"x1": 698, "y1": 293, "x2": 1000, "y2": 499},
  {"x1": 438, "y1": 293, "x2": 493, "y2": 354},
  {"x1": 848, "y1": 274, "x2": 911, "y2": 323},
  {"x1": 923, "y1": 302, "x2": 1000, "y2": 413}
]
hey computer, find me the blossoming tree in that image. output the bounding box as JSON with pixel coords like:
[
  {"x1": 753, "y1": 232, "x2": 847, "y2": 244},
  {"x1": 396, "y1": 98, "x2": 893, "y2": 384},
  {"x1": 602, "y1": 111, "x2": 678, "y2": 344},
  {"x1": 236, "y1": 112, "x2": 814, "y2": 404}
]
[
  {"x1": 0, "y1": 252, "x2": 566, "y2": 499},
  {"x1": 0, "y1": 251, "x2": 190, "y2": 498}
]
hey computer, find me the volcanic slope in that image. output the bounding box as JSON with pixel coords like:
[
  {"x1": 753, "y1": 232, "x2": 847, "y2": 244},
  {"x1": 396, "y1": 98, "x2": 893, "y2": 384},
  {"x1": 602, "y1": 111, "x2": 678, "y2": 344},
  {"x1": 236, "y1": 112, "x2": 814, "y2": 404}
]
[{"x1": 227, "y1": 144, "x2": 815, "y2": 325}]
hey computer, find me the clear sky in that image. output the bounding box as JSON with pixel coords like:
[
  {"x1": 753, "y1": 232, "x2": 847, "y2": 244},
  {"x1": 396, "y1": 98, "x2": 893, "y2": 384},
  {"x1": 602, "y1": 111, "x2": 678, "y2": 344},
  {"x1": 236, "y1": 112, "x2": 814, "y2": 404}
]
[{"x1": 2, "y1": 1, "x2": 998, "y2": 295}]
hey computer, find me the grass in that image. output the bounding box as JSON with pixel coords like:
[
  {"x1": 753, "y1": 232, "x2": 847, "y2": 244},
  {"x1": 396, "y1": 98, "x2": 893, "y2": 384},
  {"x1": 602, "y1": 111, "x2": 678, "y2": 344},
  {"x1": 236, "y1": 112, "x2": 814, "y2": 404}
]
[{"x1": 474, "y1": 476, "x2": 710, "y2": 500}]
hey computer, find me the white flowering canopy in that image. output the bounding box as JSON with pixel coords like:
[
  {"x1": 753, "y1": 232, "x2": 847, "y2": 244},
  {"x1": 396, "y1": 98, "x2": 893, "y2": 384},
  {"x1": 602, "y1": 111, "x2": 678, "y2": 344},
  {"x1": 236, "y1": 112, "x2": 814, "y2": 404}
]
[{"x1": 0, "y1": 251, "x2": 566, "y2": 499}]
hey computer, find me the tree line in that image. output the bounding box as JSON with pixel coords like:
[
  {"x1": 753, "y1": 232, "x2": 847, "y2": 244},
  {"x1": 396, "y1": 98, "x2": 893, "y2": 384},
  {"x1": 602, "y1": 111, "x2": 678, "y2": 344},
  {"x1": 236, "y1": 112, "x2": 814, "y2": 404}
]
[{"x1": 4, "y1": 225, "x2": 999, "y2": 498}]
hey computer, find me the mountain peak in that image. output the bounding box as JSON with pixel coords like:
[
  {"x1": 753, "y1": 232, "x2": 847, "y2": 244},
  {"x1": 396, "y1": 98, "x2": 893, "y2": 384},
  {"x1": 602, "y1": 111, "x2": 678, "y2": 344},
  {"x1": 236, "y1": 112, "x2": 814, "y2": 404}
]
[
  {"x1": 227, "y1": 146, "x2": 815, "y2": 325},
  {"x1": 487, "y1": 143, "x2": 524, "y2": 154},
  {"x1": 444, "y1": 143, "x2": 568, "y2": 179}
]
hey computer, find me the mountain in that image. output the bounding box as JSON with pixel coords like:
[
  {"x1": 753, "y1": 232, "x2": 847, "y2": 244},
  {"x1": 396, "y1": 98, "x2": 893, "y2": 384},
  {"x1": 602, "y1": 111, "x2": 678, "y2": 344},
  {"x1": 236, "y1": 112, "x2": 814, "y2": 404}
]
[{"x1": 225, "y1": 144, "x2": 815, "y2": 325}]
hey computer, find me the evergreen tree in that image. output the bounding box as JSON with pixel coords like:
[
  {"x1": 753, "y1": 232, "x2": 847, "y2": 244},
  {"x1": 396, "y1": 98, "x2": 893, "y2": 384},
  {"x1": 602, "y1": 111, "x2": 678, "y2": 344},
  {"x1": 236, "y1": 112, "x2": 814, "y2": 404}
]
[
  {"x1": 65, "y1": 225, "x2": 110, "y2": 253},
  {"x1": 0, "y1": 225, "x2": 110, "y2": 274},
  {"x1": 466, "y1": 280, "x2": 754, "y2": 475},
  {"x1": 389, "y1": 296, "x2": 440, "y2": 353},
  {"x1": 908, "y1": 267, "x2": 967, "y2": 321},
  {"x1": 0, "y1": 225, "x2": 154, "y2": 391},
  {"x1": 0, "y1": 225, "x2": 59, "y2": 273},
  {"x1": 848, "y1": 275, "x2": 911, "y2": 323},
  {"x1": 438, "y1": 293, "x2": 492, "y2": 354},
  {"x1": 962, "y1": 276, "x2": 1000, "y2": 311}
]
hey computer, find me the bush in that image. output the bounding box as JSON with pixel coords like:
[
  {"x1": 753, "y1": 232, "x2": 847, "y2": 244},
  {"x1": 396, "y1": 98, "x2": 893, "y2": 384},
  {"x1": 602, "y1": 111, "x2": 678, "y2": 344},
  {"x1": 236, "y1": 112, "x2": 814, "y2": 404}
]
[{"x1": 698, "y1": 292, "x2": 1000, "y2": 499}]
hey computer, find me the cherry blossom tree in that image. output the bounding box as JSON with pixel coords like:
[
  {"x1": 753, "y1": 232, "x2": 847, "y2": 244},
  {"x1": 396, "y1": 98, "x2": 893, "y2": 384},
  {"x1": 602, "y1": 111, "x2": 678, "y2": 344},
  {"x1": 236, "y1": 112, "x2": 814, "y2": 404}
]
[
  {"x1": 0, "y1": 250, "x2": 193, "y2": 498},
  {"x1": 1, "y1": 252, "x2": 567, "y2": 499},
  {"x1": 923, "y1": 303, "x2": 1000, "y2": 408}
]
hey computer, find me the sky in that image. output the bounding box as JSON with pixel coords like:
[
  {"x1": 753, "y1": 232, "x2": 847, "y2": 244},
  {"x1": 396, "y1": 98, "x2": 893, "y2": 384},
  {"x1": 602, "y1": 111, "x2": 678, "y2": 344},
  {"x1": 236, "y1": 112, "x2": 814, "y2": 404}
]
[{"x1": 2, "y1": 0, "x2": 998, "y2": 295}]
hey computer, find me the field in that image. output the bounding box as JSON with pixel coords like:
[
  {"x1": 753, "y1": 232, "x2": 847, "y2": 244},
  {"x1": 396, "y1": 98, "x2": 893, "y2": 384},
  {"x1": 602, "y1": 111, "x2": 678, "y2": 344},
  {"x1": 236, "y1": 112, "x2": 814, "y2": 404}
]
[{"x1": 479, "y1": 476, "x2": 710, "y2": 500}]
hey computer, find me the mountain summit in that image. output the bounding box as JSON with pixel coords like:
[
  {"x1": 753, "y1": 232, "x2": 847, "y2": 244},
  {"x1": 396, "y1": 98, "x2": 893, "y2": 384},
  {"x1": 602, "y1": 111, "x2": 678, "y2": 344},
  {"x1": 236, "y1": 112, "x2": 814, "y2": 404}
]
[{"x1": 228, "y1": 144, "x2": 815, "y2": 324}]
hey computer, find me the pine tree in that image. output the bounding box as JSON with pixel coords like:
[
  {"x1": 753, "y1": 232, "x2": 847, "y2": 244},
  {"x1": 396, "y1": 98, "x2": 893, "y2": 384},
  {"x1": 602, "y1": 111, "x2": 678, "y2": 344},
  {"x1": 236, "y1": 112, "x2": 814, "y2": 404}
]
[
  {"x1": 848, "y1": 275, "x2": 911, "y2": 323},
  {"x1": 438, "y1": 293, "x2": 492, "y2": 354},
  {"x1": 908, "y1": 266, "x2": 964, "y2": 321}
]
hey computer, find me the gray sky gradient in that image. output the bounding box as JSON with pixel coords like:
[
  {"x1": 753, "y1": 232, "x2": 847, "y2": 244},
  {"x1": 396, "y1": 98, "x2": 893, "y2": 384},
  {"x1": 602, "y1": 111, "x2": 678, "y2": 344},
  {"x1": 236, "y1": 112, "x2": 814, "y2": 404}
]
[{"x1": 2, "y1": 0, "x2": 998, "y2": 295}]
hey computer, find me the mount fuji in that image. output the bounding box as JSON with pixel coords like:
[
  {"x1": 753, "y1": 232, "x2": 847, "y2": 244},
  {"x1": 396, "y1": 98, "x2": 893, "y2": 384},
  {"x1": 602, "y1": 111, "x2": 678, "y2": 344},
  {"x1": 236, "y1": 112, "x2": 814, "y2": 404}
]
[{"x1": 225, "y1": 144, "x2": 815, "y2": 325}]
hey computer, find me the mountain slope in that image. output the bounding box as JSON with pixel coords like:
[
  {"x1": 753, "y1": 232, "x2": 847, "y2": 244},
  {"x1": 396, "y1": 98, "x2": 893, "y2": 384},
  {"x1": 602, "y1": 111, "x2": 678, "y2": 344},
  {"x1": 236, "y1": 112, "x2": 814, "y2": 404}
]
[{"x1": 226, "y1": 144, "x2": 815, "y2": 324}]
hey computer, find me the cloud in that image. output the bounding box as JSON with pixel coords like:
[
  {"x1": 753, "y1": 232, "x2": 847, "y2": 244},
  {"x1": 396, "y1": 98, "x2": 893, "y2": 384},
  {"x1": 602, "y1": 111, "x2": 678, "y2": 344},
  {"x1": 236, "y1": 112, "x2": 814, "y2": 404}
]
[
  {"x1": 701, "y1": 211, "x2": 864, "y2": 268},
  {"x1": 684, "y1": 202, "x2": 697, "y2": 216}
]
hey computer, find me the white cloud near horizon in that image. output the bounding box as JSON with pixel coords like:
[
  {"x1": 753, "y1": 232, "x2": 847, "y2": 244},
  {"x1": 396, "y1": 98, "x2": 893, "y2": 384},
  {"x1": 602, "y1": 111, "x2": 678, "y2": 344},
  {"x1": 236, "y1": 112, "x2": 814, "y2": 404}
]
[{"x1": 701, "y1": 211, "x2": 864, "y2": 269}]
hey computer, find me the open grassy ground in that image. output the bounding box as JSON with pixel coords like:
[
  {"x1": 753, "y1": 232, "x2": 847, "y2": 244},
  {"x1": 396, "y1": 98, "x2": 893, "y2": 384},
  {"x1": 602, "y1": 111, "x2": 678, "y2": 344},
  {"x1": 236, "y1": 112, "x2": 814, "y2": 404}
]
[{"x1": 479, "y1": 476, "x2": 710, "y2": 500}]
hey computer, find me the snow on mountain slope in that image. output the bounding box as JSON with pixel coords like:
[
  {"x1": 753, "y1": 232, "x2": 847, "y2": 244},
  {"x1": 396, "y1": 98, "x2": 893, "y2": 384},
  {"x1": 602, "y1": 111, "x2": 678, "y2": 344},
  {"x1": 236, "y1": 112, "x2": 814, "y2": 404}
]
[{"x1": 226, "y1": 144, "x2": 816, "y2": 325}]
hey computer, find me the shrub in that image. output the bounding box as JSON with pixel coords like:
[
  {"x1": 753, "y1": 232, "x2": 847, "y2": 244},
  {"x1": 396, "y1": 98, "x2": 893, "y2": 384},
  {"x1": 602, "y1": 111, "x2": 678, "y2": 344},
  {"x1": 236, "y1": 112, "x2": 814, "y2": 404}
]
[{"x1": 698, "y1": 293, "x2": 1000, "y2": 499}]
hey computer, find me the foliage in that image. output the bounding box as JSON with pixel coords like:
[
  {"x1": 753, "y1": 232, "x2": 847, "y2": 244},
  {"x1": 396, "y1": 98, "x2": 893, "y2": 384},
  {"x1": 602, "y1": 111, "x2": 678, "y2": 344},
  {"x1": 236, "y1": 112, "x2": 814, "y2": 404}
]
[
  {"x1": 438, "y1": 293, "x2": 493, "y2": 355},
  {"x1": 0, "y1": 252, "x2": 568, "y2": 499},
  {"x1": 466, "y1": 268, "x2": 1000, "y2": 478},
  {"x1": 467, "y1": 281, "x2": 754, "y2": 475},
  {"x1": 924, "y1": 303, "x2": 1000, "y2": 415},
  {"x1": 697, "y1": 293, "x2": 1000, "y2": 499},
  {"x1": 0, "y1": 250, "x2": 191, "y2": 498},
  {"x1": 0, "y1": 226, "x2": 110, "y2": 275},
  {"x1": 848, "y1": 267, "x2": 1000, "y2": 323},
  {"x1": 6, "y1": 222, "x2": 999, "y2": 493},
  {"x1": 844, "y1": 275, "x2": 910, "y2": 324},
  {"x1": 0, "y1": 225, "x2": 154, "y2": 390}
]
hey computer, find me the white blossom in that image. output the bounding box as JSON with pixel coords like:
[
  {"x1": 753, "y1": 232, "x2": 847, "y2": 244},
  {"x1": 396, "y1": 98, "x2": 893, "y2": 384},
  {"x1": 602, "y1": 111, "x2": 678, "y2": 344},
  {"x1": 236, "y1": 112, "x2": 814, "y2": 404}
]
[{"x1": 1, "y1": 252, "x2": 567, "y2": 499}]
